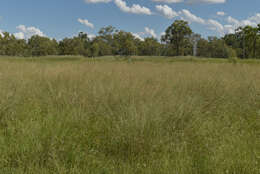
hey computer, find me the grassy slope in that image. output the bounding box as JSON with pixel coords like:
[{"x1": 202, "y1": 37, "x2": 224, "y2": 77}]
[{"x1": 0, "y1": 57, "x2": 259, "y2": 173}]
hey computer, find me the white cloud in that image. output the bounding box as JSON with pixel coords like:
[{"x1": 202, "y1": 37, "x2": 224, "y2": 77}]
[
  {"x1": 207, "y1": 13, "x2": 260, "y2": 36},
  {"x1": 222, "y1": 14, "x2": 260, "y2": 35},
  {"x1": 133, "y1": 27, "x2": 157, "y2": 40},
  {"x1": 145, "y1": 27, "x2": 157, "y2": 38},
  {"x1": 207, "y1": 19, "x2": 224, "y2": 35},
  {"x1": 78, "y1": 18, "x2": 94, "y2": 29},
  {"x1": 155, "y1": 5, "x2": 260, "y2": 36},
  {"x1": 14, "y1": 25, "x2": 45, "y2": 39},
  {"x1": 223, "y1": 24, "x2": 235, "y2": 34},
  {"x1": 88, "y1": 34, "x2": 96, "y2": 40},
  {"x1": 160, "y1": 32, "x2": 166, "y2": 36},
  {"x1": 156, "y1": 7, "x2": 205, "y2": 24},
  {"x1": 217, "y1": 11, "x2": 225, "y2": 16},
  {"x1": 155, "y1": 5, "x2": 178, "y2": 19},
  {"x1": 181, "y1": 9, "x2": 205, "y2": 24},
  {"x1": 84, "y1": 0, "x2": 111, "y2": 3},
  {"x1": 132, "y1": 33, "x2": 144, "y2": 41},
  {"x1": 226, "y1": 16, "x2": 240, "y2": 26},
  {"x1": 0, "y1": 30, "x2": 4, "y2": 37},
  {"x1": 114, "y1": 0, "x2": 152, "y2": 15},
  {"x1": 155, "y1": 6, "x2": 231, "y2": 36},
  {"x1": 14, "y1": 32, "x2": 25, "y2": 40},
  {"x1": 248, "y1": 13, "x2": 260, "y2": 24}
]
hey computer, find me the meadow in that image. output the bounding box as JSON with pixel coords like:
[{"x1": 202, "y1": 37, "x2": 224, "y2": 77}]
[{"x1": 0, "y1": 56, "x2": 259, "y2": 174}]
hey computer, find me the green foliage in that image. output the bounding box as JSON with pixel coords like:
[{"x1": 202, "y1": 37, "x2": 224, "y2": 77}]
[
  {"x1": 123, "y1": 39, "x2": 137, "y2": 56},
  {"x1": 139, "y1": 37, "x2": 161, "y2": 56},
  {"x1": 113, "y1": 31, "x2": 137, "y2": 56},
  {"x1": 0, "y1": 32, "x2": 29, "y2": 56},
  {"x1": 59, "y1": 32, "x2": 90, "y2": 56},
  {"x1": 90, "y1": 42, "x2": 100, "y2": 57},
  {"x1": 227, "y1": 47, "x2": 237, "y2": 58},
  {"x1": 0, "y1": 21, "x2": 260, "y2": 59},
  {"x1": 162, "y1": 20, "x2": 192, "y2": 56},
  {"x1": 28, "y1": 35, "x2": 59, "y2": 56},
  {"x1": 224, "y1": 25, "x2": 260, "y2": 59}
]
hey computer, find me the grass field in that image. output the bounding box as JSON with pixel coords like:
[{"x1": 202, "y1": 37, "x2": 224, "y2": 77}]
[{"x1": 0, "y1": 56, "x2": 259, "y2": 173}]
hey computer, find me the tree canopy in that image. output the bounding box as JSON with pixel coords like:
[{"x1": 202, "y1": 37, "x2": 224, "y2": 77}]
[{"x1": 0, "y1": 20, "x2": 260, "y2": 59}]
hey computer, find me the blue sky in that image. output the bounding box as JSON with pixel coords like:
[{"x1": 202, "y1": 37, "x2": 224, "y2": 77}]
[{"x1": 0, "y1": 0, "x2": 260, "y2": 40}]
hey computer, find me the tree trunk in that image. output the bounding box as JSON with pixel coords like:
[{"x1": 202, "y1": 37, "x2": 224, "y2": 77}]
[
  {"x1": 253, "y1": 38, "x2": 256, "y2": 58},
  {"x1": 176, "y1": 43, "x2": 179, "y2": 56}
]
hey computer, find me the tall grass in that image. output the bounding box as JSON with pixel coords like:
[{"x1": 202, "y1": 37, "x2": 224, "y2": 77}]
[{"x1": 0, "y1": 58, "x2": 259, "y2": 173}]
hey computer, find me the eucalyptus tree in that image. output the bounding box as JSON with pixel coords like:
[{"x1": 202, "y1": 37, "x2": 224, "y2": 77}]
[
  {"x1": 189, "y1": 33, "x2": 201, "y2": 57},
  {"x1": 243, "y1": 26, "x2": 258, "y2": 58},
  {"x1": 113, "y1": 31, "x2": 137, "y2": 56},
  {"x1": 161, "y1": 20, "x2": 192, "y2": 56},
  {"x1": 28, "y1": 35, "x2": 59, "y2": 56},
  {"x1": 139, "y1": 37, "x2": 161, "y2": 56}
]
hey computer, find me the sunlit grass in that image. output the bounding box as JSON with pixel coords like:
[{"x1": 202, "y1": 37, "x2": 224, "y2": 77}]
[{"x1": 0, "y1": 57, "x2": 259, "y2": 173}]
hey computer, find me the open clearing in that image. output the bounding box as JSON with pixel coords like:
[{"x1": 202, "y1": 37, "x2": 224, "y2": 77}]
[{"x1": 0, "y1": 57, "x2": 259, "y2": 173}]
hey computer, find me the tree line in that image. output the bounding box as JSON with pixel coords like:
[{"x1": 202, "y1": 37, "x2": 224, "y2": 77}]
[{"x1": 0, "y1": 20, "x2": 260, "y2": 59}]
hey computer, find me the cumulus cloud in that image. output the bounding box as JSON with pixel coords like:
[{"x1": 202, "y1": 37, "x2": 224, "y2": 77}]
[
  {"x1": 14, "y1": 25, "x2": 45, "y2": 39},
  {"x1": 78, "y1": 18, "x2": 94, "y2": 28},
  {"x1": 0, "y1": 30, "x2": 4, "y2": 37},
  {"x1": 114, "y1": 0, "x2": 152, "y2": 15},
  {"x1": 133, "y1": 27, "x2": 158, "y2": 40},
  {"x1": 155, "y1": 5, "x2": 226, "y2": 35},
  {"x1": 156, "y1": 4, "x2": 260, "y2": 36},
  {"x1": 217, "y1": 11, "x2": 225, "y2": 16},
  {"x1": 223, "y1": 24, "x2": 235, "y2": 34},
  {"x1": 145, "y1": 27, "x2": 157, "y2": 38},
  {"x1": 14, "y1": 32, "x2": 25, "y2": 40},
  {"x1": 155, "y1": 5, "x2": 178, "y2": 19},
  {"x1": 228, "y1": 16, "x2": 257, "y2": 27},
  {"x1": 181, "y1": 9, "x2": 205, "y2": 24},
  {"x1": 84, "y1": 0, "x2": 111, "y2": 3},
  {"x1": 248, "y1": 13, "x2": 260, "y2": 24},
  {"x1": 218, "y1": 14, "x2": 260, "y2": 35},
  {"x1": 207, "y1": 13, "x2": 260, "y2": 35},
  {"x1": 160, "y1": 32, "x2": 166, "y2": 37},
  {"x1": 132, "y1": 33, "x2": 144, "y2": 41},
  {"x1": 88, "y1": 34, "x2": 96, "y2": 40},
  {"x1": 207, "y1": 19, "x2": 224, "y2": 35},
  {"x1": 156, "y1": 7, "x2": 205, "y2": 24}
]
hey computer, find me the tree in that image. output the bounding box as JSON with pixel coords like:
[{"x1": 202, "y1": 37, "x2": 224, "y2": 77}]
[
  {"x1": 90, "y1": 42, "x2": 100, "y2": 57},
  {"x1": 59, "y1": 32, "x2": 90, "y2": 56},
  {"x1": 197, "y1": 38, "x2": 210, "y2": 57},
  {"x1": 98, "y1": 26, "x2": 119, "y2": 54},
  {"x1": 138, "y1": 37, "x2": 161, "y2": 56},
  {"x1": 0, "y1": 22, "x2": 260, "y2": 59},
  {"x1": 207, "y1": 37, "x2": 235, "y2": 58},
  {"x1": 189, "y1": 33, "x2": 201, "y2": 57},
  {"x1": 92, "y1": 37, "x2": 112, "y2": 56},
  {"x1": 243, "y1": 26, "x2": 258, "y2": 58},
  {"x1": 161, "y1": 20, "x2": 192, "y2": 56},
  {"x1": 256, "y1": 24, "x2": 260, "y2": 58},
  {"x1": 223, "y1": 33, "x2": 243, "y2": 58},
  {"x1": 28, "y1": 35, "x2": 58, "y2": 56},
  {"x1": 113, "y1": 31, "x2": 137, "y2": 56},
  {"x1": 123, "y1": 39, "x2": 137, "y2": 56}
]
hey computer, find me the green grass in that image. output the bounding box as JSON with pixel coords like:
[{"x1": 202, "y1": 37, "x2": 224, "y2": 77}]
[
  {"x1": 1, "y1": 55, "x2": 260, "y2": 64},
  {"x1": 0, "y1": 56, "x2": 259, "y2": 173}
]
